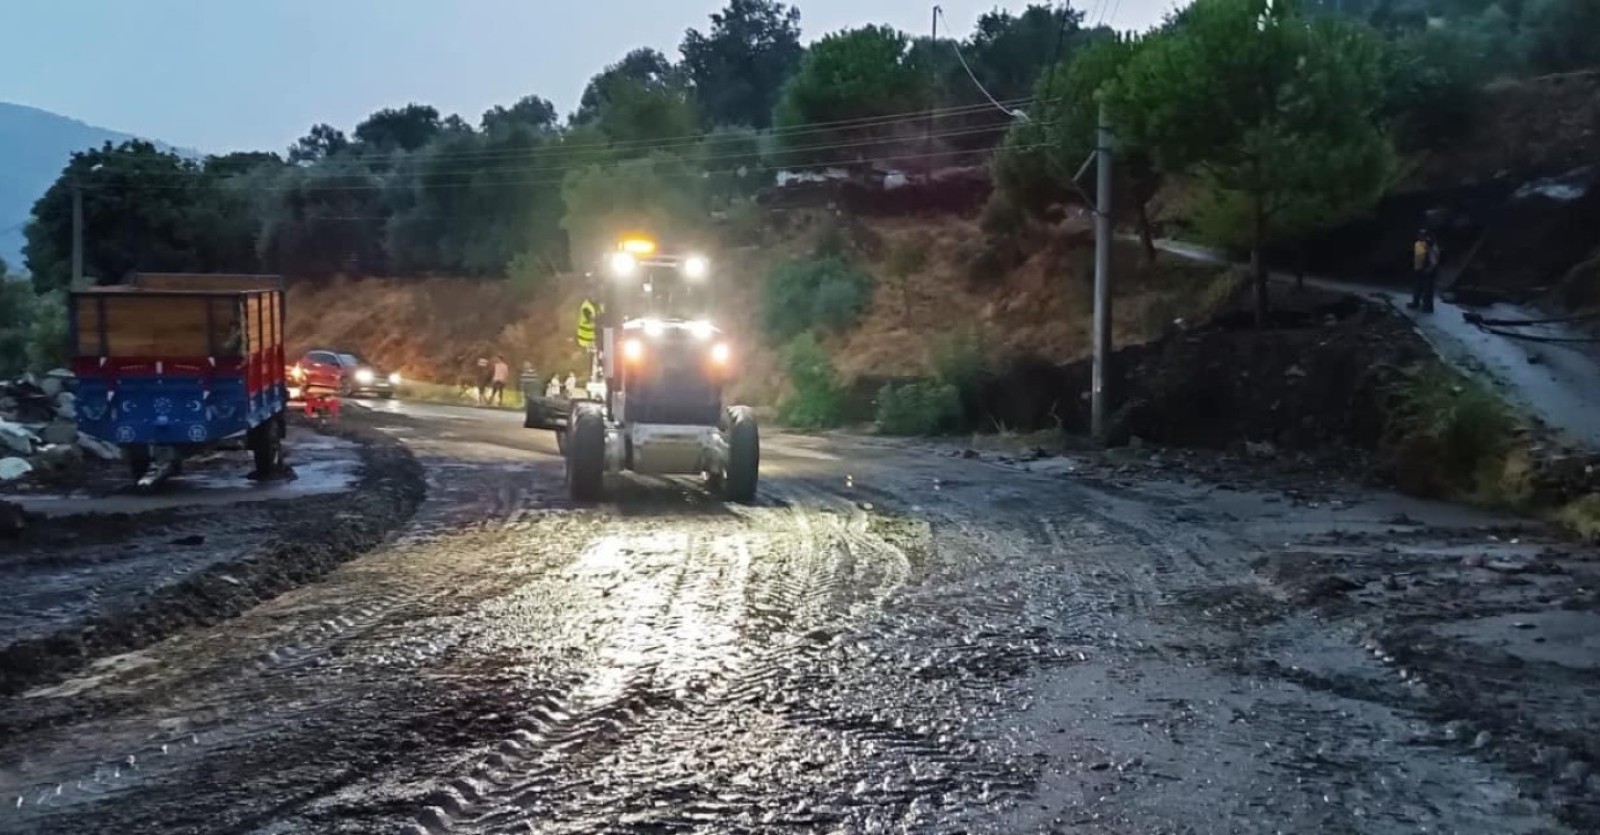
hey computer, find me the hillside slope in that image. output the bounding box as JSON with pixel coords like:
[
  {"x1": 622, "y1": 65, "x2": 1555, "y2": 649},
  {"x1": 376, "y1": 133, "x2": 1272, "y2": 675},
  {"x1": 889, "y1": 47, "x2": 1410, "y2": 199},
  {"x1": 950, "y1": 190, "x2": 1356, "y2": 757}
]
[
  {"x1": 0, "y1": 102, "x2": 189, "y2": 271},
  {"x1": 283, "y1": 210, "x2": 1233, "y2": 411}
]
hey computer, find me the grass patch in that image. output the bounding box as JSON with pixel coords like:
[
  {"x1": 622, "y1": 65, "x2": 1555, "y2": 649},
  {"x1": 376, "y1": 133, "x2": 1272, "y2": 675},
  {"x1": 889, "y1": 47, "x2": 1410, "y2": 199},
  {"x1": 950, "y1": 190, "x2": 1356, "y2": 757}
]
[
  {"x1": 875, "y1": 381, "x2": 963, "y2": 435},
  {"x1": 777, "y1": 333, "x2": 844, "y2": 430},
  {"x1": 397, "y1": 380, "x2": 527, "y2": 411},
  {"x1": 1554, "y1": 494, "x2": 1600, "y2": 543},
  {"x1": 1383, "y1": 362, "x2": 1523, "y2": 502}
]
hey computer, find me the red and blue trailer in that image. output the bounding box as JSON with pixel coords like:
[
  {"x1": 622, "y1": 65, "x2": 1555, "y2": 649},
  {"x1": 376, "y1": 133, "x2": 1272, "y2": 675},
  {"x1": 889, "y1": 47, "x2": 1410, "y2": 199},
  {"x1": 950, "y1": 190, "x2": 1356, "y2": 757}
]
[{"x1": 69, "y1": 273, "x2": 290, "y2": 487}]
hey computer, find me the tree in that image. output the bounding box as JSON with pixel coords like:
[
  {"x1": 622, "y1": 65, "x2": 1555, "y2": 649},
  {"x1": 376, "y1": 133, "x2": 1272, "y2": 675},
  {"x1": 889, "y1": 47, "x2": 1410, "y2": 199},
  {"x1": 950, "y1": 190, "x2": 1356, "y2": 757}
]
[
  {"x1": 592, "y1": 77, "x2": 700, "y2": 149},
  {"x1": 353, "y1": 104, "x2": 444, "y2": 152},
  {"x1": 574, "y1": 48, "x2": 683, "y2": 123},
  {"x1": 1113, "y1": 0, "x2": 1397, "y2": 324},
  {"x1": 965, "y1": 4, "x2": 1085, "y2": 105},
  {"x1": 1516, "y1": 0, "x2": 1600, "y2": 74},
  {"x1": 680, "y1": 0, "x2": 805, "y2": 129},
  {"x1": 288, "y1": 124, "x2": 349, "y2": 164},
  {"x1": 23, "y1": 141, "x2": 251, "y2": 293},
  {"x1": 560, "y1": 153, "x2": 707, "y2": 268},
  {"x1": 992, "y1": 35, "x2": 1161, "y2": 258},
  {"x1": 772, "y1": 25, "x2": 925, "y2": 166},
  {"x1": 481, "y1": 95, "x2": 558, "y2": 136}
]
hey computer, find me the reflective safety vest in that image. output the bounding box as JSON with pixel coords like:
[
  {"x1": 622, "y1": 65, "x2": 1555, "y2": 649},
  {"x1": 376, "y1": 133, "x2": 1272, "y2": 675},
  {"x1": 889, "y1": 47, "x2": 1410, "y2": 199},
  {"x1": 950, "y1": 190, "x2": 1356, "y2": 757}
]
[{"x1": 576, "y1": 299, "x2": 598, "y2": 348}]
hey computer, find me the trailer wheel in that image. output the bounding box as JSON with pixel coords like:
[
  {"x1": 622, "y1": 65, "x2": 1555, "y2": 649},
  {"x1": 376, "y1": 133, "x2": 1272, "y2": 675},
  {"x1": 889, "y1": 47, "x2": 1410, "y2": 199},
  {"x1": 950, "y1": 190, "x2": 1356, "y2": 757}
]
[
  {"x1": 247, "y1": 419, "x2": 284, "y2": 479},
  {"x1": 124, "y1": 444, "x2": 151, "y2": 481},
  {"x1": 567, "y1": 404, "x2": 606, "y2": 503},
  {"x1": 722, "y1": 406, "x2": 759, "y2": 503}
]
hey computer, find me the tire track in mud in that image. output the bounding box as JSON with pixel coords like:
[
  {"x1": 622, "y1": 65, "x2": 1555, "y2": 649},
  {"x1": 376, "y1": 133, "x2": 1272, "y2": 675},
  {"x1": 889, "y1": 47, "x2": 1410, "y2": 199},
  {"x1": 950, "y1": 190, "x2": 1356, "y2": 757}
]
[{"x1": 377, "y1": 465, "x2": 986, "y2": 835}]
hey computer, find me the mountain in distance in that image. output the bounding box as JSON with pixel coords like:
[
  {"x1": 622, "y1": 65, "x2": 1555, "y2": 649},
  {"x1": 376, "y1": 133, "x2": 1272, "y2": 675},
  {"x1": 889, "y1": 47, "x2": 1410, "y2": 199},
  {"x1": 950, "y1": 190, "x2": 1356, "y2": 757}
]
[{"x1": 0, "y1": 102, "x2": 195, "y2": 275}]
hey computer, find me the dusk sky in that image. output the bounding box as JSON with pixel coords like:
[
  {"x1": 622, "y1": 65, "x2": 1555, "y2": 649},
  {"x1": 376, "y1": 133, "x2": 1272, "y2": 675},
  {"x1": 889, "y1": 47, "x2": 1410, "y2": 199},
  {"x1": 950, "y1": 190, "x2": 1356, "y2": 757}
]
[{"x1": 0, "y1": 1, "x2": 1177, "y2": 154}]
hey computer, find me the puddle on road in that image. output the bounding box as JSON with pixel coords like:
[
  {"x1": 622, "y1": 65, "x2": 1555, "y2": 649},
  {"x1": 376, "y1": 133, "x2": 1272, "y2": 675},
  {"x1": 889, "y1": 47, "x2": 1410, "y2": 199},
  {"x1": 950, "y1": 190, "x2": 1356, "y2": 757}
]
[
  {"x1": 7, "y1": 431, "x2": 361, "y2": 517},
  {"x1": 1437, "y1": 611, "x2": 1600, "y2": 671}
]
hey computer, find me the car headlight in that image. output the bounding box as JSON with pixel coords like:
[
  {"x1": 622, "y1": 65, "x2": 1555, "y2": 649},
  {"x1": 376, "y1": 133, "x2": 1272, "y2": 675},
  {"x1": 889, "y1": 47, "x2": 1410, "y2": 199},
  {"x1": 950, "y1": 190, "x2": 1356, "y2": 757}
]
[
  {"x1": 689, "y1": 319, "x2": 715, "y2": 341},
  {"x1": 710, "y1": 342, "x2": 731, "y2": 365},
  {"x1": 609, "y1": 251, "x2": 637, "y2": 277},
  {"x1": 622, "y1": 337, "x2": 645, "y2": 363},
  {"x1": 355, "y1": 368, "x2": 375, "y2": 385},
  {"x1": 682, "y1": 255, "x2": 709, "y2": 280},
  {"x1": 388, "y1": 372, "x2": 402, "y2": 385},
  {"x1": 290, "y1": 364, "x2": 305, "y2": 381}
]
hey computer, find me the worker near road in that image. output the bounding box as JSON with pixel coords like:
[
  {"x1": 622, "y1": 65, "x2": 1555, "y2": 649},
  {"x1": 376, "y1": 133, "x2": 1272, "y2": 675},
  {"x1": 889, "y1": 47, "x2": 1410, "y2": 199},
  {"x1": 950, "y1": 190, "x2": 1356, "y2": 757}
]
[
  {"x1": 1408, "y1": 229, "x2": 1441, "y2": 313},
  {"x1": 519, "y1": 362, "x2": 540, "y2": 401},
  {"x1": 475, "y1": 356, "x2": 492, "y2": 404},
  {"x1": 490, "y1": 355, "x2": 510, "y2": 406},
  {"x1": 563, "y1": 372, "x2": 577, "y2": 399}
]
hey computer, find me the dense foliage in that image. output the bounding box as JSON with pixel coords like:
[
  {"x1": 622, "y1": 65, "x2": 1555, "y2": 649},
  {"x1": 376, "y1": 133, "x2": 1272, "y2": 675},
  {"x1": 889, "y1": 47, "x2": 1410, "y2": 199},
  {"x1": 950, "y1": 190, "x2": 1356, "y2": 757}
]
[{"x1": 19, "y1": 0, "x2": 1594, "y2": 306}]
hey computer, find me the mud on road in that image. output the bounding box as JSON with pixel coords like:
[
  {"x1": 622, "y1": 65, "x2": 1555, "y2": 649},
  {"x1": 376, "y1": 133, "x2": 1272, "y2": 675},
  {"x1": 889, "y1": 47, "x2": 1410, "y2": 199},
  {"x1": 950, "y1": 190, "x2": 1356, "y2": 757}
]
[
  {"x1": 0, "y1": 405, "x2": 1596, "y2": 834},
  {"x1": 0, "y1": 418, "x2": 424, "y2": 698}
]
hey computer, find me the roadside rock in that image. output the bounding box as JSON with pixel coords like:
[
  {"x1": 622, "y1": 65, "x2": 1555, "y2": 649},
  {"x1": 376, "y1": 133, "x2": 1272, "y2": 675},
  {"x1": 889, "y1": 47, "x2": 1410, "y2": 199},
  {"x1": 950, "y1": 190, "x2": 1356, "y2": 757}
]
[
  {"x1": 38, "y1": 419, "x2": 77, "y2": 446},
  {"x1": 0, "y1": 420, "x2": 37, "y2": 456},
  {"x1": 0, "y1": 499, "x2": 28, "y2": 536},
  {"x1": 0, "y1": 458, "x2": 33, "y2": 481},
  {"x1": 31, "y1": 444, "x2": 84, "y2": 482},
  {"x1": 77, "y1": 434, "x2": 121, "y2": 461}
]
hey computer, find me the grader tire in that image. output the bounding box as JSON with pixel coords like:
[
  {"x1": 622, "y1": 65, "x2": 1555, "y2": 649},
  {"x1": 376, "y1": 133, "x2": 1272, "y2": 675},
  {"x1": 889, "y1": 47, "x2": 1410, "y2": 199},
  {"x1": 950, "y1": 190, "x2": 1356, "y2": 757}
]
[
  {"x1": 567, "y1": 404, "x2": 606, "y2": 503},
  {"x1": 722, "y1": 406, "x2": 759, "y2": 504}
]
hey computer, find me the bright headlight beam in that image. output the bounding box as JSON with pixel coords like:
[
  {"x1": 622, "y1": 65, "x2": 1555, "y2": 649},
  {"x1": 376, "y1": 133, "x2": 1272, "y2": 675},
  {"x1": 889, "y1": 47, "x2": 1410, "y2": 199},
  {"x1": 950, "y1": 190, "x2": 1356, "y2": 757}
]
[
  {"x1": 710, "y1": 342, "x2": 731, "y2": 364},
  {"x1": 682, "y1": 255, "x2": 709, "y2": 280},
  {"x1": 388, "y1": 371, "x2": 402, "y2": 385},
  {"x1": 609, "y1": 251, "x2": 637, "y2": 277},
  {"x1": 622, "y1": 337, "x2": 645, "y2": 362},
  {"x1": 643, "y1": 319, "x2": 665, "y2": 338},
  {"x1": 355, "y1": 369, "x2": 375, "y2": 385},
  {"x1": 689, "y1": 320, "x2": 715, "y2": 340}
]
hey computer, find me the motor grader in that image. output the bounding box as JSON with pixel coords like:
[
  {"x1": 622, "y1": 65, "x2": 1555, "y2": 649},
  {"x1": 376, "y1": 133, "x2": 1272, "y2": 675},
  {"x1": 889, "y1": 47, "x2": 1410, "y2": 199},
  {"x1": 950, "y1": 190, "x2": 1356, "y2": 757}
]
[{"x1": 525, "y1": 237, "x2": 758, "y2": 503}]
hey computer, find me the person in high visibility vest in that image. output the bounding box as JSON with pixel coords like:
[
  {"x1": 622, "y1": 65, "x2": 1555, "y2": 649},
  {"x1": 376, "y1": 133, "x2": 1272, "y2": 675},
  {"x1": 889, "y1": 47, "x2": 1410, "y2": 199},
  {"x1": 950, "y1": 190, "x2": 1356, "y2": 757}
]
[{"x1": 577, "y1": 299, "x2": 598, "y2": 349}]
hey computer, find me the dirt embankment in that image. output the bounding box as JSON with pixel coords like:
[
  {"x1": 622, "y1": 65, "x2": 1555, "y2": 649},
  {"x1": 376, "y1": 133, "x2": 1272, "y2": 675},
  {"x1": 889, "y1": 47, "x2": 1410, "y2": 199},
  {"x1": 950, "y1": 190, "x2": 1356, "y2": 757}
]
[
  {"x1": 280, "y1": 210, "x2": 1234, "y2": 407},
  {"x1": 972, "y1": 286, "x2": 1430, "y2": 448}
]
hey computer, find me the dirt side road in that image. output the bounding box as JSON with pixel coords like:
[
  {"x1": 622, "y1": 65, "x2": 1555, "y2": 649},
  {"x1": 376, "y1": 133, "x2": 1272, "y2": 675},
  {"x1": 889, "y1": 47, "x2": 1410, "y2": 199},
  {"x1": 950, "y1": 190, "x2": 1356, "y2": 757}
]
[{"x1": 0, "y1": 402, "x2": 1594, "y2": 834}]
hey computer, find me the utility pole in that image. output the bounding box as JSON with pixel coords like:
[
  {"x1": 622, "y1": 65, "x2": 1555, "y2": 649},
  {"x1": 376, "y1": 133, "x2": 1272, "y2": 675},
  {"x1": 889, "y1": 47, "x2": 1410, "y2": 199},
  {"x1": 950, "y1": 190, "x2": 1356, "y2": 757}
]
[
  {"x1": 71, "y1": 183, "x2": 84, "y2": 287},
  {"x1": 1091, "y1": 100, "x2": 1114, "y2": 444},
  {"x1": 926, "y1": 5, "x2": 940, "y2": 174}
]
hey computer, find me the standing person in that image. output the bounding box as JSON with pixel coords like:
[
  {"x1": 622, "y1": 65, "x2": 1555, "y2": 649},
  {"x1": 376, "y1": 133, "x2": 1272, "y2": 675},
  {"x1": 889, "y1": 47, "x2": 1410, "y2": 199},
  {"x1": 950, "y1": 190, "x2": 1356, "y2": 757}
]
[
  {"x1": 475, "y1": 356, "x2": 492, "y2": 404},
  {"x1": 564, "y1": 371, "x2": 577, "y2": 399},
  {"x1": 1408, "y1": 229, "x2": 1441, "y2": 313},
  {"x1": 490, "y1": 355, "x2": 510, "y2": 406},
  {"x1": 519, "y1": 362, "x2": 540, "y2": 402}
]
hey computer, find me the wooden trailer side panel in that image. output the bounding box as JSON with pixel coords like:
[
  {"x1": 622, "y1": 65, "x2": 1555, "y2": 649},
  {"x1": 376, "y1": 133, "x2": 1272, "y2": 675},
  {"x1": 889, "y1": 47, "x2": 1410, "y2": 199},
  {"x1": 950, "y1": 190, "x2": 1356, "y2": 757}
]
[{"x1": 71, "y1": 293, "x2": 243, "y2": 358}]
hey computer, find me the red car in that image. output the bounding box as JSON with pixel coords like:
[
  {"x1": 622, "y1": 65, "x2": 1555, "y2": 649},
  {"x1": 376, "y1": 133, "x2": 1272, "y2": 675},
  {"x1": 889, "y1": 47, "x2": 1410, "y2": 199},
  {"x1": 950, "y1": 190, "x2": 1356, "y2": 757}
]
[{"x1": 290, "y1": 349, "x2": 399, "y2": 399}]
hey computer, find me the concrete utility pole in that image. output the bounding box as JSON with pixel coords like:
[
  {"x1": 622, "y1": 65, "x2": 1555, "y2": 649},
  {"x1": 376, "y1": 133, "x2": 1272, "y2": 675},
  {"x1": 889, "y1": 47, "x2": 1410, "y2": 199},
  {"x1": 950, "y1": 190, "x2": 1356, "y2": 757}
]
[
  {"x1": 72, "y1": 183, "x2": 84, "y2": 287},
  {"x1": 926, "y1": 5, "x2": 940, "y2": 173},
  {"x1": 1091, "y1": 100, "x2": 1114, "y2": 444}
]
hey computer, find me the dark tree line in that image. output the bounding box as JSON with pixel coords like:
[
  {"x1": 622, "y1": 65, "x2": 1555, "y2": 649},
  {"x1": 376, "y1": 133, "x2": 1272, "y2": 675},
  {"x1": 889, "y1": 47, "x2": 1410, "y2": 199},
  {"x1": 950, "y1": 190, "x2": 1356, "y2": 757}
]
[{"x1": 23, "y1": 0, "x2": 1595, "y2": 294}]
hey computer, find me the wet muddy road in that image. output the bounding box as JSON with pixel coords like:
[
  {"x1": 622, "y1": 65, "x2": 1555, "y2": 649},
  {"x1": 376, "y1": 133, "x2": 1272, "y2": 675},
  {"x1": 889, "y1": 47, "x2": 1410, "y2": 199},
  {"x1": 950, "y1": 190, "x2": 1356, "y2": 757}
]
[{"x1": 1, "y1": 404, "x2": 1595, "y2": 834}]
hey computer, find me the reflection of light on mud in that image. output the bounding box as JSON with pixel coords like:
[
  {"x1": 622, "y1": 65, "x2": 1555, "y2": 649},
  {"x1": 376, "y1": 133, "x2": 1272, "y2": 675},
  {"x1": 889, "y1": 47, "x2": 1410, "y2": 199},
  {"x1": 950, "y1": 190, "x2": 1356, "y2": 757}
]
[{"x1": 566, "y1": 530, "x2": 755, "y2": 704}]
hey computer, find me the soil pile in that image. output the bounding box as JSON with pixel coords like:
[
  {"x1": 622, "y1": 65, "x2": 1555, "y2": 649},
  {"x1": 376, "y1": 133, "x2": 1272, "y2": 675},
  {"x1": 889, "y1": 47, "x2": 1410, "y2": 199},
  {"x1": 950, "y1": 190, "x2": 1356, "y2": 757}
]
[{"x1": 975, "y1": 287, "x2": 1433, "y2": 454}]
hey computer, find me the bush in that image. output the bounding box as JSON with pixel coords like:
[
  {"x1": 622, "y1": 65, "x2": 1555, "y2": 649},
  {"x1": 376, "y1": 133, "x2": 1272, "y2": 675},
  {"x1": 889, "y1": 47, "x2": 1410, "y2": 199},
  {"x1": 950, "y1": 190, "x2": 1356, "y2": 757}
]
[
  {"x1": 0, "y1": 272, "x2": 68, "y2": 376},
  {"x1": 777, "y1": 333, "x2": 844, "y2": 429},
  {"x1": 506, "y1": 249, "x2": 557, "y2": 298},
  {"x1": 762, "y1": 256, "x2": 875, "y2": 342},
  {"x1": 1384, "y1": 364, "x2": 1520, "y2": 499},
  {"x1": 875, "y1": 380, "x2": 963, "y2": 435}
]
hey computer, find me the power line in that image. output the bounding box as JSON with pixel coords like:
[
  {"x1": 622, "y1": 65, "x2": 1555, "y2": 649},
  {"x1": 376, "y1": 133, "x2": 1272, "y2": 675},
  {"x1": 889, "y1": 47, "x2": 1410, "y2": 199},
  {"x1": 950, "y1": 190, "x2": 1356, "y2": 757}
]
[
  {"x1": 74, "y1": 97, "x2": 1043, "y2": 184},
  {"x1": 936, "y1": 7, "x2": 1030, "y2": 120},
  {"x1": 80, "y1": 122, "x2": 1042, "y2": 193},
  {"x1": 132, "y1": 143, "x2": 1057, "y2": 203}
]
